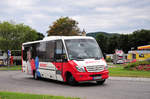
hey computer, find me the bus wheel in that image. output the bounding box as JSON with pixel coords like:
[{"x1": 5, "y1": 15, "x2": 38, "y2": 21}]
[
  {"x1": 33, "y1": 70, "x2": 39, "y2": 80},
  {"x1": 96, "y1": 79, "x2": 105, "y2": 85},
  {"x1": 67, "y1": 74, "x2": 77, "y2": 86}
]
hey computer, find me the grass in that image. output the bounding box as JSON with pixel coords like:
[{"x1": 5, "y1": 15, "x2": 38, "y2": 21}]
[
  {"x1": 109, "y1": 66, "x2": 150, "y2": 78},
  {"x1": 1, "y1": 64, "x2": 150, "y2": 78},
  {"x1": 0, "y1": 65, "x2": 21, "y2": 70},
  {"x1": 0, "y1": 91, "x2": 79, "y2": 99}
]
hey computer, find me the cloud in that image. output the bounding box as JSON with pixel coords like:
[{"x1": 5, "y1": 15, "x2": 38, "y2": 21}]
[
  {"x1": 0, "y1": 0, "x2": 150, "y2": 34},
  {"x1": 71, "y1": 4, "x2": 150, "y2": 33},
  {"x1": 0, "y1": 0, "x2": 37, "y2": 14},
  {"x1": 72, "y1": 0, "x2": 132, "y2": 7},
  {"x1": 3, "y1": 0, "x2": 35, "y2": 9},
  {"x1": 71, "y1": 15, "x2": 119, "y2": 32},
  {"x1": 21, "y1": 13, "x2": 60, "y2": 35}
]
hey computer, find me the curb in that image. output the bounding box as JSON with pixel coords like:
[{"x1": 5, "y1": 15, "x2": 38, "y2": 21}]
[{"x1": 109, "y1": 76, "x2": 150, "y2": 82}]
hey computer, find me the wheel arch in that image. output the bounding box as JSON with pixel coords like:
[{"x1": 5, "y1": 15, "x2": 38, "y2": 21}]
[{"x1": 64, "y1": 71, "x2": 72, "y2": 82}]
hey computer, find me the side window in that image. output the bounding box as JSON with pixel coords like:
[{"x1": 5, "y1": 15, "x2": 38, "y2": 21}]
[
  {"x1": 38, "y1": 42, "x2": 46, "y2": 61},
  {"x1": 31, "y1": 44, "x2": 38, "y2": 59},
  {"x1": 45, "y1": 41, "x2": 55, "y2": 62},
  {"x1": 23, "y1": 46, "x2": 32, "y2": 61},
  {"x1": 55, "y1": 40, "x2": 66, "y2": 62},
  {"x1": 23, "y1": 44, "x2": 38, "y2": 61},
  {"x1": 23, "y1": 46, "x2": 29, "y2": 61}
]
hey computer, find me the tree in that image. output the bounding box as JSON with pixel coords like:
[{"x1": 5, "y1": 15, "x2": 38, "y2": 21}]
[
  {"x1": 90, "y1": 29, "x2": 150, "y2": 54},
  {"x1": 37, "y1": 32, "x2": 45, "y2": 40},
  {"x1": 107, "y1": 35, "x2": 119, "y2": 54},
  {"x1": 96, "y1": 34, "x2": 108, "y2": 54},
  {"x1": 0, "y1": 21, "x2": 44, "y2": 51},
  {"x1": 47, "y1": 17, "x2": 81, "y2": 36},
  {"x1": 129, "y1": 29, "x2": 150, "y2": 49},
  {"x1": 117, "y1": 34, "x2": 130, "y2": 53}
]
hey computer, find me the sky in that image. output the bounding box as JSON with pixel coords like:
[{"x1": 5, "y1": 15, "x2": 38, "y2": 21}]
[{"x1": 0, "y1": 0, "x2": 150, "y2": 35}]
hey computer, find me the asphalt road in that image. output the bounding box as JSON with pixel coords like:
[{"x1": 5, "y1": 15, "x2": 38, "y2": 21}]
[{"x1": 0, "y1": 71, "x2": 150, "y2": 99}]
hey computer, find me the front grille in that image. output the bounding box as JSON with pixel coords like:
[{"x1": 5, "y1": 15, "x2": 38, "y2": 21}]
[{"x1": 86, "y1": 65, "x2": 104, "y2": 72}]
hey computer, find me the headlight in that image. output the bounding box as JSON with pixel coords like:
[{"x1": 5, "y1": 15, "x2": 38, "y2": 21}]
[{"x1": 75, "y1": 66, "x2": 86, "y2": 72}]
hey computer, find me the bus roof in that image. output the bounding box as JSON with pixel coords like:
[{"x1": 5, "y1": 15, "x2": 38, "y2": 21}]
[{"x1": 22, "y1": 36, "x2": 94, "y2": 45}]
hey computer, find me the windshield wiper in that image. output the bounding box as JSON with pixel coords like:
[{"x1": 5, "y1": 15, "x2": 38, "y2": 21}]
[
  {"x1": 88, "y1": 57, "x2": 102, "y2": 60},
  {"x1": 70, "y1": 57, "x2": 84, "y2": 61}
]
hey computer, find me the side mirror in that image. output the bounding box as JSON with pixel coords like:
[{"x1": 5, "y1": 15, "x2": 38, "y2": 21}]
[{"x1": 61, "y1": 55, "x2": 68, "y2": 62}]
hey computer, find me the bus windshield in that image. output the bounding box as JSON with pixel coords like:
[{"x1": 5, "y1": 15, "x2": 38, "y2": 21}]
[{"x1": 65, "y1": 39, "x2": 103, "y2": 60}]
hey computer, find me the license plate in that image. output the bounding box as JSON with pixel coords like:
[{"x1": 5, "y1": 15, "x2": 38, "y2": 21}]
[{"x1": 93, "y1": 76, "x2": 102, "y2": 80}]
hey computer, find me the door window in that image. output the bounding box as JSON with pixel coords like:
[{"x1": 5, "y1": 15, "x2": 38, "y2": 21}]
[{"x1": 55, "y1": 40, "x2": 66, "y2": 62}]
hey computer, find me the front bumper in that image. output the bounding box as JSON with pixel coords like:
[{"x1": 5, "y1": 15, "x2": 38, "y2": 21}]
[{"x1": 73, "y1": 70, "x2": 109, "y2": 82}]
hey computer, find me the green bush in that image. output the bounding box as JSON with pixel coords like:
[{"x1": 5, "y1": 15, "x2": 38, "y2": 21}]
[
  {"x1": 106, "y1": 57, "x2": 112, "y2": 62},
  {"x1": 124, "y1": 60, "x2": 150, "y2": 71}
]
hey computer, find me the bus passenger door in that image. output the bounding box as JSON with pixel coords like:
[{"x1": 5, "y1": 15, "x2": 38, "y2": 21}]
[
  {"x1": 54, "y1": 40, "x2": 66, "y2": 81},
  {"x1": 22, "y1": 46, "x2": 32, "y2": 74}
]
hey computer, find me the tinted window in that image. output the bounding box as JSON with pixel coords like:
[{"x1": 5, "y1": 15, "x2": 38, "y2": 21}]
[
  {"x1": 55, "y1": 40, "x2": 66, "y2": 62},
  {"x1": 38, "y1": 42, "x2": 46, "y2": 61},
  {"x1": 31, "y1": 44, "x2": 39, "y2": 59},
  {"x1": 23, "y1": 46, "x2": 30, "y2": 61},
  {"x1": 37, "y1": 41, "x2": 55, "y2": 62},
  {"x1": 23, "y1": 40, "x2": 66, "y2": 62},
  {"x1": 23, "y1": 43, "x2": 39, "y2": 61},
  {"x1": 45, "y1": 41, "x2": 55, "y2": 62}
]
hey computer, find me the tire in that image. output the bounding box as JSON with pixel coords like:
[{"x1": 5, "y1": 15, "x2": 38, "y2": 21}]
[
  {"x1": 33, "y1": 70, "x2": 39, "y2": 80},
  {"x1": 67, "y1": 74, "x2": 77, "y2": 86},
  {"x1": 96, "y1": 79, "x2": 106, "y2": 85}
]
